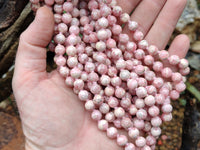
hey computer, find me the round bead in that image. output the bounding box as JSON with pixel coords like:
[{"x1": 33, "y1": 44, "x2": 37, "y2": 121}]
[
  {"x1": 144, "y1": 95, "x2": 155, "y2": 106},
  {"x1": 105, "y1": 112, "x2": 115, "y2": 122},
  {"x1": 91, "y1": 110, "x2": 102, "y2": 121},
  {"x1": 107, "y1": 127, "x2": 118, "y2": 138},
  {"x1": 128, "y1": 127, "x2": 139, "y2": 139},
  {"x1": 151, "y1": 127, "x2": 161, "y2": 137},
  {"x1": 135, "y1": 137, "x2": 146, "y2": 147},
  {"x1": 114, "y1": 107, "x2": 125, "y2": 118},
  {"x1": 136, "y1": 87, "x2": 147, "y2": 98},
  {"x1": 99, "y1": 103, "x2": 110, "y2": 114},
  {"x1": 117, "y1": 135, "x2": 128, "y2": 146},
  {"x1": 121, "y1": 117, "x2": 133, "y2": 129},
  {"x1": 85, "y1": 100, "x2": 95, "y2": 111},
  {"x1": 98, "y1": 120, "x2": 108, "y2": 131},
  {"x1": 125, "y1": 143, "x2": 136, "y2": 150}
]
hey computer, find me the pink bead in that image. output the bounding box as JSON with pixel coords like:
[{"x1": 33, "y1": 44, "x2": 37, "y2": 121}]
[
  {"x1": 105, "y1": 112, "x2": 115, "y2": 122},
  {"x1": 55, "y1": 44, "x2": 65, "y2": 55},
  {"x1": 120, "y1": 13, "x2": 130, "y2": 23},
  {"x1": 85, "y1": 100, "x2": 95, "y2": 111},
  {"x1": 107, "y1": 15, "x2": 117, "y2": 25},
  {"x1": 153, "y1": 61, "x2": 163, "y2": 72},
  {"x1": 90, "y1": 83, "x2": 102, "y2": 94},
  {"x1": 91, "y1": 110, "x2": 102, "y2": 121},
  {"x1": 58, "y1": 23, "x2": 68, "y2": 33},
  {"x1": 91, "y1": 9, "x2": 101, "y2": 20},
  {"x1": 119, "y1": 34, "x2": 129, "y2": 44},
  {"x1": 148, "y1": 106, "x2": 160, "y2": 117},
  {"x1": 115, "y1": 87, "x2": 126, "y2": 98},
  {"x1": 112, "y1": 6, "x2": 122, "y2": 17},
  {"x1": 146, "y1": 85, "x2": 157, "y2": 95},
  {"x1": 136, "y1": 87, "x2": 147, "y2": 98},
  {"x1": 106, "y1": 38, "x2": 116, "y2": 49},
  {"x1": 179, "y1": 58, "x2": 189, "y2": 69},
  {"x1": 151, "y1": 127, "x2": 161, "y2": 137},
  {"x1": 171, "y1": 72, "x2": 182, "y2": 83},
  {"x1": 136, "y1": 109, "x2": 147, "y2": 120},
  {"x1": 54, "y1": 14, "x2": 62, "y2": 24},
  {"x1": 63, "y1": 2, "x2": 73, "y2": 12},
  {"x1": 71, "y1": 8, "x2": 80, "y2": 17},
  {"x1": 161, "y1": 67, "x2": 172, "y2": 78},
  {"x1": 161, "y1": 104, "x2": 173, "y2": 113},
  {"x1": 71, "y1": 18, "x2": 80, "y2": 26},
  {"x1": 69, "y1": 25, "x2": 80, "y2": 35},
  {"x1": 98, "y1": 120, "x2": 108, "y2": 131},
  {"x1": 133, "y1": 119, "x2": 144, "y2": 129},
  {"x1": 96, "y1": 41, "x2": 106, "y2": 51},
  {"x1": 180, "y1": 67, "x2": 190, "y2": 76},
  {"x1": 120, "y1": 70, "x2": 130, "y2": 81},
  {"x1": 161, "y1": 113, "x2": 172, "y2": 122},
  {"x1": 135, "y1": 65, "x2": 145, "y2": 75},
  {"x1": 126, "y1": 42, "x2": 137, "y2": 52},
  {"x1": 147, "y1": 45, "x2": 158, "y2": 55},
  {"x1": 116, "y1": 59, "x2": 126, "y2": 70},
  {"x1": 159, "y1": 50, "x2": 169, "y2": 60},
  {"x1": 74, "y1": 79, "x2": 84, "y2": 90},
  {"x1": 133, "y1": 30, "x2": 144, "y2": 41},
  {"x1": 146, "y1": 135, "x2": 156, "y2": 146},
  {"x1": 97, "y1": 64, "x2": 108, "y2": 75},
  {"x1": 144, "y1": 71, "x2": 155, "y2": 81},
  {"x1": 168, "y1": 55, "x2": 180, "y2": 65},
  {"x1": 56, "y1": 55, "x2": 66, "y2": 66},
  {"x1": 121, "y1": 117, "x2": 133, "y2": 129},
  {"x1": 100, "y1": 4, "x2": 111, "y2": 17},
  {"x1": 99, "y1": 103, "x2": 110, "y2": 114},
  {"x1": 117, "y1": 135, "x2": 128, "y2": 146},
  {"x1": 175, "y1": 81, "x2": 186, "y2": 92},
  {"x1": 88, "y1": 72, "x2": 99, "y2": 82},
  {"x1": 135, "y1": 99, "x2": 145, "y2": 109},
  {"x1": 129, "y1": 105, "x2": 138, "y2": 115},
  {"x1": 141, "y1": 145, "x2": 151, "y2": 150},
  {"x1": 104, "y1": 86, "x2": 115, "y2": 96},
  {"x1": 137, "y1": 77, "x2": 147, "y2": 87},
  {"x1": 151, "y1": 116, "x2": 162, "y2": 127},
  {"x1": 108, "y1": 97, "x2": 119, "y2": 108},
  {"x1": 54, "y1": 4, "x2": 63, "y2": 14},
  {"x1": 107, "y1": 127, "x2": 118, "y2": 138},
  {"x1": 153, "y1": 77, "x2": 164, "y2": 88},
  {"x1": 111, "y1": 77, "x2": 122, "y2": 87},
  {"x1": 54, "y1": 33, "x2": 65, "y2": 44},
  {"x1": 78, "y1": 90, "x2": 89, "y2": 101},
  {"x1": 144, "y1": 55, "x2": 154, "y2": 66},
  {"x1": 93, "y1": 94, "x2": 104, "y2": 105},
  {"x1": 67, "y1": 57, "x2": 78, "y2": 68},
  {"x1": 135, "y1": 137, "x2": 146, "y2": 147},
  {"x1": 88, "y1": 0, "x2": 98, "y2": 10},
  {"x1": 67, "y1": 34, "x2": 78, "y2": 45},
  {"x1": 134, "y1": 49, "x2": 145, "y2": 60},
  {"x1": 128, "y1": 127, "x2": 139, "y2": 139},
  {"x1": 114, "y1": 107, "x2": 125, "y2": 118},
  {"x1": 170, "y1": 90, "x2": 180, "y2": 100},
  {"x1": 128, "y1": 21, "x2": 138, "y2": 31},
  {"x1": 127, "y1": 79, "x2": 138, "y2": 90},
  {"x1": 59, "y1": 66, "x2": 69, "y2": 77},
  {"x1": 138, "y1": 40, "x2": 148, "y2": 49},
  {"x1": 159, "y1": 88, "x2": 170, "y2": 97},
  {"x1": 155, "y1": 94, "x2": 165, "y2": 105},
  {"x1": 121, "y1": 98, "x2": 131, "y2": 108},
  {"x1": 65, "y1": 77, "x2": 74, "y2": 87},
  {"x1": 112, "y1": 25, "x2": 122, "y2": 35},
  {"x1": 113, "y1": 119, "x2": 122, "y2": 128},
  {"x1": 62, "y1": 13, "x2": 72, "y2": 24},
  {"x1": 125, "y1": 143, "x2": 136, "y2": 150},
  {"x1": 144, "y1": 122, "x2": 151, "y2": 132},
  {"x1": 144, "y1": 95, "x2": 155, "y2": 106}
]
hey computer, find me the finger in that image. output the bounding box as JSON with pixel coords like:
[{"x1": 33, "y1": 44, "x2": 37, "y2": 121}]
[
  {"x1": 117, "y1": 0, "x2": 141, "y2": 14},
  {"x1": 14, "y1": 6, "x2": 54, "y2": 76},
  {"x1": 145, "y1": 0, "x2": 187, "y2": 50},
  {"x1": 168, "y1": 34, "x2": 190, "y2": 58},
  {"x1": 124, "y1": 0, "x2": 166, "y2": 35}
]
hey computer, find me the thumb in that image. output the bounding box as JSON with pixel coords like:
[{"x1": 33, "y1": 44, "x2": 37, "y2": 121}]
[{"x1": 14, "y1": 6, "x2": 54, "y2": 77}]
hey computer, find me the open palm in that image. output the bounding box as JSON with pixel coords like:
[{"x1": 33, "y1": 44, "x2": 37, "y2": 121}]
[{"x1": 12, "y1": 1, "x2": 189, "y2": 150}]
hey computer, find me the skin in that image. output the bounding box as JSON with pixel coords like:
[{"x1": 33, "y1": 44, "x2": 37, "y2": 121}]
[{"x1": 12, "y1": 0, "x2": 190, "y2": 150}]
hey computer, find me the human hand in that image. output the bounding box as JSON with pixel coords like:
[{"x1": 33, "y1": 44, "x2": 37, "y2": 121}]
[{"x1": 12, "y1": 1, "x2": 189, "y2": 150}]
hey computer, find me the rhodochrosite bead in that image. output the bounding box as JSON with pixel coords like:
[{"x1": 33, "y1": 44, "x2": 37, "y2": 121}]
[{"x1": 30, "y1": 0, "x2": 190, "y2": 149}]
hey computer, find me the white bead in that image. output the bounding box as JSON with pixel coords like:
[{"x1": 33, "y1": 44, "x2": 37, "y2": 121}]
[
  {"x1": 85, "y1": 100, "x2": 95, "y2": 111},
  {"x1": 114, "y1": 107, "x2": 125, "y2": 118}
]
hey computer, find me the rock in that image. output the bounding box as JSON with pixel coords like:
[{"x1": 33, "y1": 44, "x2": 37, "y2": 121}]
[
  {"x1": 191, "y1": 41, "x2": 200, "y2": 53},
  {"x1": 176, "y1": 0, "x2": 200, "y2": 31},
  {"x1": 0, "y1": 112, "x2": 25, "y2": 150},
  {"x1": 187, "y1": 52, "x2": 200, "y2": 70}
]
